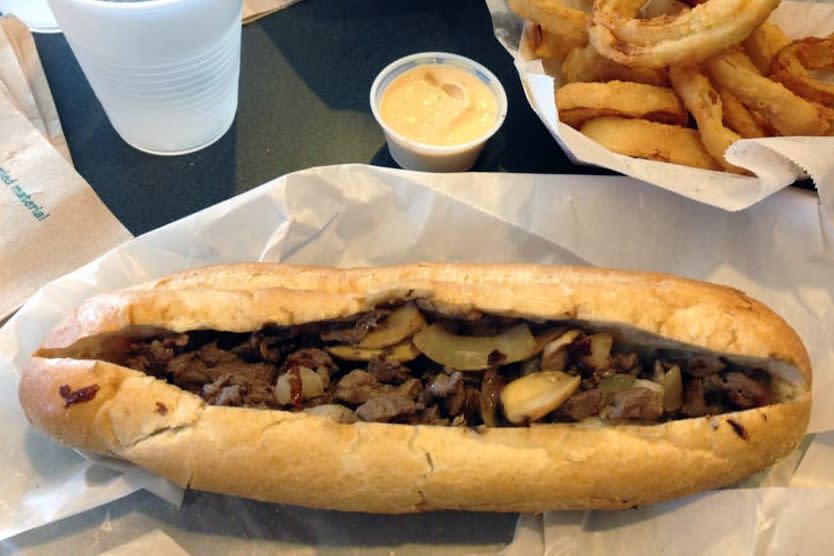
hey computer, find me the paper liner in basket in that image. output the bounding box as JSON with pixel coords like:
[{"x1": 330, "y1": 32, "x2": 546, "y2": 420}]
[{"x1": 487, "y1": 0, "x2": 834, "y2": 214}]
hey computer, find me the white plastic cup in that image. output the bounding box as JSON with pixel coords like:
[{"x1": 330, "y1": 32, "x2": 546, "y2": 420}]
[
  {"x1": 47, "y1": 0, "x2": 242, "y2": 155},
  {"x1": 370, "y1": 52, "x2": 507, "y2": 173},
  {"x1": 0, "y1": 0, "x2": 60, "y2": 33}
]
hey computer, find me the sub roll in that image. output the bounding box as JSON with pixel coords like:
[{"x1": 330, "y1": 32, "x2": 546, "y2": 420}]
[{"x1": 19, "y1": 264, "x2": 811, "y2": 512}]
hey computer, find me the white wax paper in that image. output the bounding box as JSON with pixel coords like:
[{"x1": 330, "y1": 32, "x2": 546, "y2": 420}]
[
  {"x1": 99, "y1": 530, "x2": 190, "y2": 556},
  {"x1": 486, "y1": 0, "x2": 834, "y2": 215},
  {"x1": 1, "y1": 165, "x2": 833, "y2": 551}
]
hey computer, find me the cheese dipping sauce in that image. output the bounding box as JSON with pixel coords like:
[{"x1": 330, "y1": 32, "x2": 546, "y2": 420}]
[{"x1": 378, "y1": 64, "x2": 500, "y2": 146}]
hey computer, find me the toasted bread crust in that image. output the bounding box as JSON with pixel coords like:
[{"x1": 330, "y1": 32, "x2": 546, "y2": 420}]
[{"x1": 20, "y1": 264, "x2": 812, "y2": 512}]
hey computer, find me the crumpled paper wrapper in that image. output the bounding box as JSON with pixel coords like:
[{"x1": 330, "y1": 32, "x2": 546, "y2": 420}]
[
  {"x1": 99, "y1": 530, "x2": 190, "y2": 556},
  {"x1": 486, "y1": 0, "x2": 834, "y2": 216},
  {"x1": 1, "y1": 165, "x2": 832, "y2": 548}
]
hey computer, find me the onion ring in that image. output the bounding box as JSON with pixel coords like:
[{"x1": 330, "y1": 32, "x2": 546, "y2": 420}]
[
  {"x1": 669, "y1": 65, "x2": 747, "y2": 173},
  {"x1": 641, "y1": 0, "x2": 690, "y2": 17},
  {"x1": 706, "y1": 50, "x2": 830, "y2": 136},
  {"x1": 557, "y1": 80, "x2": 687, "y2": 128},
  {"x1": 770, "y1": 34, "x2": 834, "y2": 109},
  {"x1": 742, "y1": 21, "x2": 791, "y2": 75},
  {"x1": 561, "y1": 44, "x2": 669, "y2": 85},
  {"x1": 508, "y1": 0, "x2": 589, "y2": 50},
  {"x1": 580, "y1": 117, "x2": 722, "y2": 170},
  {"x1": 717, "y1": 88, "x2": 768, "y2": 138},
  {"x1": 522, "y1": 22, "x2": 578, "y2": 61},
  {"x1": 588, "y1": 0, "x2": 780, "y2": 68},
  {"x1": 815, "y1": 103, "x2": 834, "y2": 135}
]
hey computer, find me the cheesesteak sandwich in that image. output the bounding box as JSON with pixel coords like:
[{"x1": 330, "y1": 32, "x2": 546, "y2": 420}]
[{"x1": 19, "y1": 264, "x2": 811, "y2": 512}]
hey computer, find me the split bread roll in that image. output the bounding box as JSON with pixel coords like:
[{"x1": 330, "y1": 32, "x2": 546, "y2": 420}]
[{"x1": 19, "y1": 264, "x2": 811, "y2": 512}]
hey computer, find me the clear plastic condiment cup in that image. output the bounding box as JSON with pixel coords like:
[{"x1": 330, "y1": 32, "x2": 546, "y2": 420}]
[{"x1": 370, "y1": 52, "x2": 508, "y2": 173}]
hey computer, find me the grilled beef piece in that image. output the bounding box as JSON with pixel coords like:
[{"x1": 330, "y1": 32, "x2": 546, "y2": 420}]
[
  {"x1": 356, "y1": 394, "x2": 424, "y2": 422},
  {"x1": 124, "y1": 333, "x2": 189, "y2": 375},
  {"x1": 368, "y1": 356, "x2": 412, "y2": 384},
  {"x1": 397, "y1": 378, "x2": 424, "y2": 401},
  {"x1": 559, "y1": 389, "x2": 606, "y2": 421},
  {"x1": 166, "y1": 342, "x2": 276, "y2": 387},
  {"x1": 345, "y1": 374, "x2": 427, "y2": 423},
  {"x1": 710, "y1": 371, "x2": 771, "y2": 409},
  {"x1": 335, "y1": 370, "x2": 383, "y2": 405},
  {"x1": 164, "y1": 341, "x2": 279, "y2": 408},
  {"x1": 200, "y1": 373, "x2": 279, "y2": 408},
  {"x1": 682, "y1": 377, "x2": 726, "y2": 417},
  {"x1": 232, "y1": 330, "x2": 290, "y2": 362},
  {"x1": 320, "y1": 310, "x2": 391, "y2": 345},
  {"x1": 426, "y1": 371, "x2": 463, "y2": 398},
  {"x1": 604, "y1": 387, "x2": 664, "y2": 421}
]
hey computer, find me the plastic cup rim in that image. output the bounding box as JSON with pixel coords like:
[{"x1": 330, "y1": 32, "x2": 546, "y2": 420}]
[
  {"x1": 369, "y1": 51, "x2": 508, "y2": 155},
  {"x1": 56, "y1": 0, "x2": 207, "y2": 10}
]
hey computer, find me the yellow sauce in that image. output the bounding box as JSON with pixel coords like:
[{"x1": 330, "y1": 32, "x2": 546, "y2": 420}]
[{"x1": 379, "y1": 64, "x2": 499, "y2": 146}]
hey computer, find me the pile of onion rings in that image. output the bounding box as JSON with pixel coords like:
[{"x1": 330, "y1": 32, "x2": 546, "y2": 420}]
[
  {"x1": 508, "y1": 0, "x2": 833, "y2": 173},
  {"x1": 705, "y1": 49, "x2": 829, "y2": 137},
  {"x1": 770, "y1": 34, "x2": 834, "y2": 109}
]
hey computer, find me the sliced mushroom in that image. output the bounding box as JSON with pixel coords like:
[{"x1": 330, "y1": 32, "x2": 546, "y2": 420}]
[
  {"x1": 480, "y1": 368, "x2": 503, "y2": 427},
  {"x1": 412, "y1": 323, "x2": 537, "y2": 371},
  {"x1": 275, "y1": 366, "x2": 325, "y2": 405},
  {"x1": 582, "y1": 333, "x2": 613, "y2": 369},
  {"x1": 326, "y1": 341, "x2": 420, "y2": 362},
  {"x1": 358, "y1": 303, "x2": 427, "y2": 349},
  {"x1": 500, "y1": 371, "x2": 581, "y2": 424},
  {"x1": 661, "y1": 365, "x2": 683, "y2": 412},
  {"x1": 540, "y1": 329, "x2": 582, "y2": 371}
]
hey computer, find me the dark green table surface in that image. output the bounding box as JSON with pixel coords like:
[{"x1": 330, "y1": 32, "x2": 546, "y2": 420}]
[{"x1": 30, "y1": 0, "x2": 612, "y2": 236}]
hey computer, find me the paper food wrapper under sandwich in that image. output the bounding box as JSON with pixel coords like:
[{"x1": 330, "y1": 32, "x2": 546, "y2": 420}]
[
  {"x1": 1, "y1": 165, "x2": 834, "y2": 552},
  {"x1": 487, "y1": 0, "x2": 834, "y2": 218}
]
